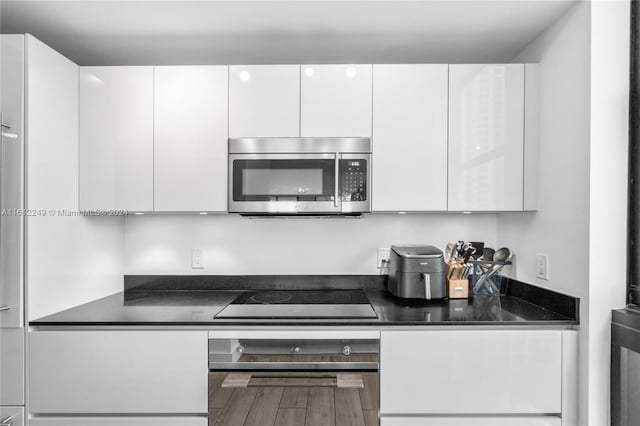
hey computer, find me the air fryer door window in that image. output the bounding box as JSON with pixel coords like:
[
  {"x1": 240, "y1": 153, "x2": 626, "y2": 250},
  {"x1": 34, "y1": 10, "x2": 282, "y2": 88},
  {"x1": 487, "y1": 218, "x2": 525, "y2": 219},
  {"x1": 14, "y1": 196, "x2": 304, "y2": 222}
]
[{"x1": 233, "y1": 159, "x2": 335, "y2": 202}]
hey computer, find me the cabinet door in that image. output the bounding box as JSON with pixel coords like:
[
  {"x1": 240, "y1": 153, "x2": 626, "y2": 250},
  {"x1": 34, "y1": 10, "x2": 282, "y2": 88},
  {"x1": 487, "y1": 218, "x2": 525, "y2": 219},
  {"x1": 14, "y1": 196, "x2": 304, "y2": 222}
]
[
  {"x1": 0, "y1": 406, "x2": 24, "y2": 426},
  {"x1": 0, "y1": 35, "x2": 24, "y2": 328},
  {"x1": 301, "y1": 64, "x2": 372, "y2": 137},
  {"x1": 448, "y1": 64, "x2": 525, "y2": 211},
  {"x1": 29, "y1": 417, "x2": 206, "y2": 426},
  {"x1": 372, "y1": 65, "x2": 448, "y2": 211},
  {"x1": 381, "y1": 416, "x2": 561, "y2": 426},
  {"x1": 79, "y1": 66, "x2": 153, "y2": 212},
  {"x1": 0, "y1": 329, "x2": 24, "y2": 406},
  {"x1": 380, "y1": 330, "x2": 561, "y2": 415},
  {"x1": 229, "y1": 65, "x2": 300, "y2": 138},
  {"x1": 29, "y1": 331, "x2": 208, "y2": 414},
  {"x1": 154, "y1": 66, "x2": 228, "y2": 212},
  {"x1": 524, "y1": 64, "x2": 539, "y2": 211}
]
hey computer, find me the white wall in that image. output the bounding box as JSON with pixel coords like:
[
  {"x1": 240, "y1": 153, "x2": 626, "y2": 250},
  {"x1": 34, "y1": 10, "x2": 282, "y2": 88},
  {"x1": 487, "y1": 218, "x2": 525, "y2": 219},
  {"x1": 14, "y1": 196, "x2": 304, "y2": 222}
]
[
  {"x1": 125, "y1": 214, "x2": 496, "y2": 275},
  {"x1": 499, "y1": 1, "x2": 631, "y2": 424},
  {"x1": 498, "y1": 2, "x2": 591, "y2": 423},
  {"x1": 25, "y1": 35, "x2": 125, "y2": 321},
  {"x1": 588, "y1": 2, "x2": 629, "y2": 425}
]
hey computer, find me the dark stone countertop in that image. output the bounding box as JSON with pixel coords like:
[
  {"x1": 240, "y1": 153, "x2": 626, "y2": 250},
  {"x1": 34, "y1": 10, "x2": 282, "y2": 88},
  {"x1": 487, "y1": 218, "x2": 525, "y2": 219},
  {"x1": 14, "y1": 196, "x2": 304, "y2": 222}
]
[{"x1": 30, "y1": 275, "x2": 579, "y2": 327}]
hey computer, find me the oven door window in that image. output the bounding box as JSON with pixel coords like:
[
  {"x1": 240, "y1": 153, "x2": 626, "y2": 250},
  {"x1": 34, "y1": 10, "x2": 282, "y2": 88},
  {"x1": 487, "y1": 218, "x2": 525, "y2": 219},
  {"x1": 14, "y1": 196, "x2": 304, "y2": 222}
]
[{"x1": 233, "y1": 159, "x2": 335, "y2": 202}]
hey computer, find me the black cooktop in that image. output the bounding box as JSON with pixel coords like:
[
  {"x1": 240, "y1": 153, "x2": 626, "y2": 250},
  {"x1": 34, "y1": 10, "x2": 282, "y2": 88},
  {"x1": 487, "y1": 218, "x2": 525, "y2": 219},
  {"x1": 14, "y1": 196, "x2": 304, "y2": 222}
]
[
  {"x1": 229, "y1": 289, "x2": 370, "y2": 305},
  {"x1": 215, "y1": 289, "x2": 378, "y2": 319}
]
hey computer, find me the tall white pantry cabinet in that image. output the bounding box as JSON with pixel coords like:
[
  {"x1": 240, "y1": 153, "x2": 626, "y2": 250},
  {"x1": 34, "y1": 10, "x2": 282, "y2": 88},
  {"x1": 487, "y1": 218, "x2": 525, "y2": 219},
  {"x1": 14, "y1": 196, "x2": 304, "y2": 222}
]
[{"x1": 0, "y1": 34, "x2": 26, "y2": 426}]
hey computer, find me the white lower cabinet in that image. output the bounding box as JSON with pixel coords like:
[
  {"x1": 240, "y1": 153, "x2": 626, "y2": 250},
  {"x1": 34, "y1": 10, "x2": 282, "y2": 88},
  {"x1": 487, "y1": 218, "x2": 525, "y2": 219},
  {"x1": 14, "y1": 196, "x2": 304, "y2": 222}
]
[
  {"x1": 0, "y1": 329, "x2": 24, "y2": 406},
  {"x1": 28, "y1": 331, "x2": 208, "y2": 414},
  {"x1": 28, "y1": 417, "x2": 206, "y2": 426},
  {"x1": 381, "y1": 330, "x2": 563, "y2": 416},
  {"x1": 0, "y1": 406, "x2": 24, "y2": 426},
  {"x1": 381, "y1": 416, "x2": 561, "y2": 426}
]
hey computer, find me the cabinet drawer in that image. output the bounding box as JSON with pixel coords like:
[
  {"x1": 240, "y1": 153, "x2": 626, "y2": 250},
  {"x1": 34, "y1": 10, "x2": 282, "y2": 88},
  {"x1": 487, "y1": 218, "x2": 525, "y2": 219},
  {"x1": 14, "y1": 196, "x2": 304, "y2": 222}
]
[
  {"x1": 381, "y1": 416, "x2": 561, "y2": 426},
  {"x1": 29, "y1": 417, "x2": 206, "y2": 426},
  {"x1": 380, "y1": 330, "x2": 561, "y2": 414},
  {"x1": 0, "y1": 406, "x2": 24, "y2": 426},
  {"x1": 0, "y1": 329, "x2": 24, "y2": 406},
  {"x1": 29, "y1": 331, "x2": 208, "y2": 414}
]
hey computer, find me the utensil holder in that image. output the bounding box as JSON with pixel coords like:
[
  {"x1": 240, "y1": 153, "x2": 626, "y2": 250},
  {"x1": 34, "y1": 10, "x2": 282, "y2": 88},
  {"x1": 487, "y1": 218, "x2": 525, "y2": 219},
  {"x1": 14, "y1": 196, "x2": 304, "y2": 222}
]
[{"x1": 470, "y1": 260, "x2": 510, "y2": 296}]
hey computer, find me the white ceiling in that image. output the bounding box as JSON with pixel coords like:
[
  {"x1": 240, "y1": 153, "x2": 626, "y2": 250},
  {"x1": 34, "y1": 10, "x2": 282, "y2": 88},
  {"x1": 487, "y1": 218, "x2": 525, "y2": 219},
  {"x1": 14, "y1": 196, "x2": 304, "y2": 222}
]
[{"x1": 0, "y1": 0, "x2": 577, "y2": 66}]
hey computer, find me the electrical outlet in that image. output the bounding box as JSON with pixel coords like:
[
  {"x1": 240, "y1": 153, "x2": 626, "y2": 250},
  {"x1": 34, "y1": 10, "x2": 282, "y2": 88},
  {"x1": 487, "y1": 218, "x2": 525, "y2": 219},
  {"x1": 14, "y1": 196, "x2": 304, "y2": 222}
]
[
  {"x1": 536, "y1": 254, "x2": 549, "y2": 280},
  {"x1": 191, "y1": 248, "x2": 204, "y2": 269},
  {"x1": 377, "y1": 248, "x2": 391, "y2": 269}
]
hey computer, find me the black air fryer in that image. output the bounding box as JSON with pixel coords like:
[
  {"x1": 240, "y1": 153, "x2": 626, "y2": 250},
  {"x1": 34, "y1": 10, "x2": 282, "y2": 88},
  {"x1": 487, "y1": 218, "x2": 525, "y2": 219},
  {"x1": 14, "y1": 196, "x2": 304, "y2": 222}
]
[{"x1": 387, "y1": 245, "x2": 446, "y2": 299}]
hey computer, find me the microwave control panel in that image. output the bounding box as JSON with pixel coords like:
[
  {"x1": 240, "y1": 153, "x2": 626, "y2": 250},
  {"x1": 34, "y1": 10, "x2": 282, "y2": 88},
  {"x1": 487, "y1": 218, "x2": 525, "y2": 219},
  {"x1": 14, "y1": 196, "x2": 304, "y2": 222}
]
[{"x1": 340, "y1": 160, "x2": 367, "y2": 202}]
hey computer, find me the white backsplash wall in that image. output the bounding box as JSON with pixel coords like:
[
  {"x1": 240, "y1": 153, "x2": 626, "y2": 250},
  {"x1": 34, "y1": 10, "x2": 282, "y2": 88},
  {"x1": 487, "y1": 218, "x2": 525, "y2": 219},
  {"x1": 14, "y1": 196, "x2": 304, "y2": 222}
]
[{"x1": 125, "y1": 213, "x2": 496, "y2": 275}]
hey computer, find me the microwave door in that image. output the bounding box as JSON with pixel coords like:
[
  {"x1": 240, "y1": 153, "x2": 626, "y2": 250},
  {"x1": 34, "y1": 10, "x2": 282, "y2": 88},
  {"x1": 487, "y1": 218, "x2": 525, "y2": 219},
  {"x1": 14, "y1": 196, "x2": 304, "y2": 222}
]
[{"x1": 228, "y1": 153, "x2": 341, "y2": 214}]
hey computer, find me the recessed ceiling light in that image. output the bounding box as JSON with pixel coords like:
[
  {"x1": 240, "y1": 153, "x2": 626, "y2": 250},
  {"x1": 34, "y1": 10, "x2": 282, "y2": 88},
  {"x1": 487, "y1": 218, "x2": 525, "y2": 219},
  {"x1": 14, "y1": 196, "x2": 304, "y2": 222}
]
[
  {"x1": 134, "y1": 212, "x2": 144, "y2": 215},
  {"x1": 398, "y1": 211, "x2": 407, "y2": 215},
  {"x1": 239, "y1": 70, "x2": 251, "y2": 81},
  {"x1": 463, "y1": 211, "x2": 472, "y2": 214},
  {"x1": 304, "y1": 67, "x2": 315, "y2": 77},
  {"x1": 199, "y1": 212, "x2": 208, "y2": 215},
  {"x1": 346, "y1": 66, "x2": 357, "y2": 78}
]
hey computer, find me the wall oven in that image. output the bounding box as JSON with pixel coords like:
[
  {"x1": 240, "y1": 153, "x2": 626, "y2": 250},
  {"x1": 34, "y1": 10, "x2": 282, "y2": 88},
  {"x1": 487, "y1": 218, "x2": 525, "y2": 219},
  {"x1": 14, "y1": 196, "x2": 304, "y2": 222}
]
[
  {"x1": 208, "y1": 331, "x2": 379, "y2": 426},
  {"x1": 228, "y1": 138, "x2": 371, "y2": 215}
]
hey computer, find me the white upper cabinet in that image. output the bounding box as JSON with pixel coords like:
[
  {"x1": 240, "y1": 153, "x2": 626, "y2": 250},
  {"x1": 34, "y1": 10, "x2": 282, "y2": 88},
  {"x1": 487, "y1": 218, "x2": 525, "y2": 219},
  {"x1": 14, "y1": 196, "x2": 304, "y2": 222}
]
[
  {"x1": 229, "y1": 65, "x2": 300, "y2": 138},
  {"x1": 79, "y1": 66, "x2": 154, "y2": 212},
  {"x1": 372, "y1": 64, "x2": 448, "y2": 211},
  {"x1": 448, "y1": 64, "x2": 525, "y2": 211},
  {"x1": 524, "y1": 64, "x2": 539, "y2": 211},
  {"x1": 154, "y1": 66, "x2": 228, "y2": 212},
  {"x1": 301, "y1": 64, "x2": 372, "y2": 137}
]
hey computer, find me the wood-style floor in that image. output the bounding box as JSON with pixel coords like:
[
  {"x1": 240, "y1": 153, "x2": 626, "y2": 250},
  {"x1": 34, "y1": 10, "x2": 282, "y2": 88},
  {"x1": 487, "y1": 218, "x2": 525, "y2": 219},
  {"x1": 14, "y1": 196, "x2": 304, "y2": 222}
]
[{"x1": 209, "y1": 372, "x2": 379, "y2": 426}]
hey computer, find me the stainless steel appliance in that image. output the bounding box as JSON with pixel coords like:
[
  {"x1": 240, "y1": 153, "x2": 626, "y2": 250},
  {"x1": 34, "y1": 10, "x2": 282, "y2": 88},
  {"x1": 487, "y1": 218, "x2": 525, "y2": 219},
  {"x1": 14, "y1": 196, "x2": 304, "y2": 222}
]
[
  {"x1": 612, "y1": 309, "x2": 640, "y2": 426},
  {"x1": 387, "y1": 245, "x2": 446, "y2": 299},
  {"x1": 214, "y1": 289, "x2": 377, "y2": 319},
  {"x1": 228, "y1": 138, "x2": 371, "y2": 215},
  {"x1": 208, "y1": 331, "x2": 379, "y2": 425}
]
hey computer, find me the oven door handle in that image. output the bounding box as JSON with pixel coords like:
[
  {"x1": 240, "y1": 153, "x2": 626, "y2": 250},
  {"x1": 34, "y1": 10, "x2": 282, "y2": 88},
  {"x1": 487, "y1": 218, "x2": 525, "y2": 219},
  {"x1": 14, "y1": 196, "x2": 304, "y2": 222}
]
[
  {"x1": 209, "y1": 361, "x2": 378, "y2": 371},
  {"x1": 334, "y1": 152, "x2": 340, "y2": 208},
  {"x1": 220, "y1": 372, "x2": 364, "y2": 389}
]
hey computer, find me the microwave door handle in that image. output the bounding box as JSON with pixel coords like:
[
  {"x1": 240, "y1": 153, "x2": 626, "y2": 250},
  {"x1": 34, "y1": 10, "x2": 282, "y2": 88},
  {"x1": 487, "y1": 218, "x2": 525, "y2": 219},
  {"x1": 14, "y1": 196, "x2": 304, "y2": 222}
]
[{"x1": 334, "y1": 153, "x2": 340, "y2": 208}]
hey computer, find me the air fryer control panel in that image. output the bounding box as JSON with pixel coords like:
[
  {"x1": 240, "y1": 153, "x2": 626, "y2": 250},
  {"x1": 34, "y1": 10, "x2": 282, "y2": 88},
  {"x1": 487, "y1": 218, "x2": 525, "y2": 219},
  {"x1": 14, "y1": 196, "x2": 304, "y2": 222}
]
[{"x1": 340, "y1": 159, "x2": 367, "y2": 202}]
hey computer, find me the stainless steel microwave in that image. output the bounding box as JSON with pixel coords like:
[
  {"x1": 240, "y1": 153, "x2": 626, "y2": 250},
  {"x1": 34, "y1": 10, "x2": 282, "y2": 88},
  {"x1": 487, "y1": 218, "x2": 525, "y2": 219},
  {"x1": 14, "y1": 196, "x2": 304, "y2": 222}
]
[{"x1": 228, "y1": 138, "x2": 371, "y2": 215}]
